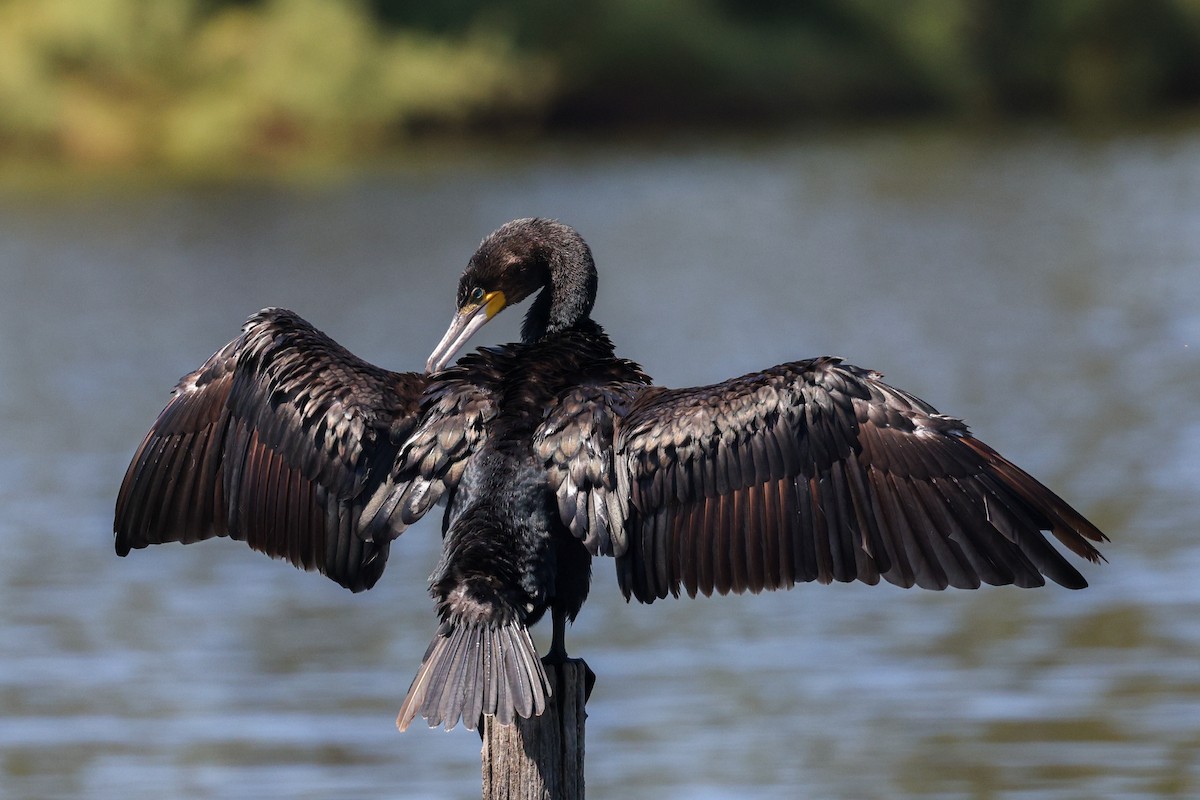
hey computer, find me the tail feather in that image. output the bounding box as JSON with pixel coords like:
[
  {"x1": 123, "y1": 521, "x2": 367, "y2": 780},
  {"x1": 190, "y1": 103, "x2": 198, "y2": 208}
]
[{"x1": 397, "y1": 620, "x2": 550, "y2": 732}]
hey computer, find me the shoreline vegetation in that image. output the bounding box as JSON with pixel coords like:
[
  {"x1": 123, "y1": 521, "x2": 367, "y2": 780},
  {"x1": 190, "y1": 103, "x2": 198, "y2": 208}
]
[{"x1": 2, "y1": 0, "x2": 1199, "y2": 172}]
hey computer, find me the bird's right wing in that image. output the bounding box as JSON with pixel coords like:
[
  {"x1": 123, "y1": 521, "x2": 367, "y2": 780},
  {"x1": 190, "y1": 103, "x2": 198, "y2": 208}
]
[
  {"x1": 612, "y1": 357, "x2": 1106, "y2": 603},
  {"x1": 114, "y1": 308, "x2": 427, "y2": 592},
  {"x1": 533, "y1": 381, "x2": 646, "y2": 557}
]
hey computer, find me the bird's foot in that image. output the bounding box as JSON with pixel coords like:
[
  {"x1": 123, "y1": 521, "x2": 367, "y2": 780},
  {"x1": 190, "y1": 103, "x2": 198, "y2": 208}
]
[{"x1": 541, "y1": 650, "x2": 596, "y2": 702}]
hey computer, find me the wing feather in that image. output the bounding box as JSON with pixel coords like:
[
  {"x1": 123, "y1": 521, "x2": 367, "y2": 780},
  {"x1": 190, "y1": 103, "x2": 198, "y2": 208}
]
[
  {"x1": 359, "y1": 360, "x2": 500, "y2": 538},
  {"x1": 614, "y1": 357, "x2": 1106, "y2": 603},
  {"x1": 533, "y1": 379, "x2": 648, "y2": 557},
  {"x1": 114, "y1": 308, "x2": 426, "y2": 592}
]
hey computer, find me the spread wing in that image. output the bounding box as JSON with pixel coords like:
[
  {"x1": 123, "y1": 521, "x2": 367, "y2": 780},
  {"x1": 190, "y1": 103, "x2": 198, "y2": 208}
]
[
  {"x1": 608, "y1": 357, "x2": 1106, "y2": 603},
  {"x1": 114, "y1": 308, "x2": 427, "y2": 592}
]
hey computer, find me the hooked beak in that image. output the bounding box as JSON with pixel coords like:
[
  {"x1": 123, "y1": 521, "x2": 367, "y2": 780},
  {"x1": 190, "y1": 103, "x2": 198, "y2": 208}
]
[{"x1": 425, "y1": 290, "x2": 507, "y2": 373}]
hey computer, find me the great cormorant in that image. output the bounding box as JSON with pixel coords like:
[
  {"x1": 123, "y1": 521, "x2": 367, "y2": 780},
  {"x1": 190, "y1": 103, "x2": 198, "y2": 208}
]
[{"x1": 114, "y1": 218, "x2": 1107, "y2": 732}]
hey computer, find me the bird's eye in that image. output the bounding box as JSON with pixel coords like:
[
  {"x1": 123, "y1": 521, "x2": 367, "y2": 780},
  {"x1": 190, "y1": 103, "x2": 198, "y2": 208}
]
[{"x1": 470, "y1": 287, "x2": 485, "y2": 303}]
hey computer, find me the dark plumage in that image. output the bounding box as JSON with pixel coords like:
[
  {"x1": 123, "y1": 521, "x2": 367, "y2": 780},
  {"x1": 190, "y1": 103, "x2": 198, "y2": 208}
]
[{"x1": 114, "y1": 218, "x2": 1107, "y2": 732}]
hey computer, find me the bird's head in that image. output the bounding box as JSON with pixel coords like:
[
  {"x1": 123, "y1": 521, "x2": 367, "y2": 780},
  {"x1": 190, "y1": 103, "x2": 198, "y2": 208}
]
[{"x1": 426, "y1": 218, "x2": 597, "y2": 372}]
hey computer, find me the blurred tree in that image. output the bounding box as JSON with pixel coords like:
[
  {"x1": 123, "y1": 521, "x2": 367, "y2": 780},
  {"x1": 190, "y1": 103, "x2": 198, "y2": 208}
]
[
  {"x1": 966, "y1": 0, "x2": 1200, "y2": 116},
  {"x1": 0, "y1": 0, "x2": 553, "y2": 168},
  {"x1": 2, "y1": 0, "x2": 1200, "y2": 170}
]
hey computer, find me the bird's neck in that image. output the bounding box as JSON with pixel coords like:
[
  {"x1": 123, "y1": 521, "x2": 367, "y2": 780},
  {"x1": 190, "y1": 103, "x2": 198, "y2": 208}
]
[{"x1": 521, "y1": 258, "x2": 597, "y2": 342}]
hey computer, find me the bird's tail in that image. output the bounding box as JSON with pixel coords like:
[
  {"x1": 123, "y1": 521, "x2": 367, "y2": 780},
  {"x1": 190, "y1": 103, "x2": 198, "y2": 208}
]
[{"x1": 396, "y1": 618, "x2": 551, "y2": 732}]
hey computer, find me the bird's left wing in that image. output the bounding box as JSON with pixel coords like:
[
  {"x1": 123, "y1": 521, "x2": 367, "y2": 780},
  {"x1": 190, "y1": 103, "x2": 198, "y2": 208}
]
[
  {"x1": 359, "y1": 355, "x2": 502, "y2": 536},
  {"x1": 114, "y1": 308, "x2": 426, "y2": 591}
]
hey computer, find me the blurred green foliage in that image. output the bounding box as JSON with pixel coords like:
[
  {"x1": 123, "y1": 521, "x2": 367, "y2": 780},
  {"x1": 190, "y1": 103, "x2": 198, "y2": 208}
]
[
  {"x1": 2, "y1": 0, "x2": 1199, "y2": 168},
  {"x1": 0, "y1": 0, "x2": 553, "y2": 167}
]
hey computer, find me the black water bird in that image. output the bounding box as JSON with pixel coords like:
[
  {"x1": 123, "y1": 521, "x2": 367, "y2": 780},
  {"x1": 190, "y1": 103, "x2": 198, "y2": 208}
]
[{"x1": 114, "y1": 218, "x2": 1107, "y2": 732}]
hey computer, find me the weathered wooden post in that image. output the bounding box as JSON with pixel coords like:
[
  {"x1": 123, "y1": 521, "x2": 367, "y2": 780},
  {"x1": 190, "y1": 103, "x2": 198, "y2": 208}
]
[{"x1": 481, "y1": 659, "x2": 592, "y2": 800}]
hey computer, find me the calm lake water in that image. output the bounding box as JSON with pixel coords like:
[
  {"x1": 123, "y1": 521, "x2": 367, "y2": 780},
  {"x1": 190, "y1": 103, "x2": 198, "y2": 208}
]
[{"x1": 2, "y1": 124, "x2": 1198, "y2": 799}]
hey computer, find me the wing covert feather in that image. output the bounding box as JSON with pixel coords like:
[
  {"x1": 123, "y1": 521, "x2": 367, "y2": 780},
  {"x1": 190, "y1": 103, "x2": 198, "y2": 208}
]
[
  {"x1": 359, "y1": 361, "x2": 500, "y2": 538},
  {"x1": 533, "y1": 382, "x2": 644, "y2": 557}
]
